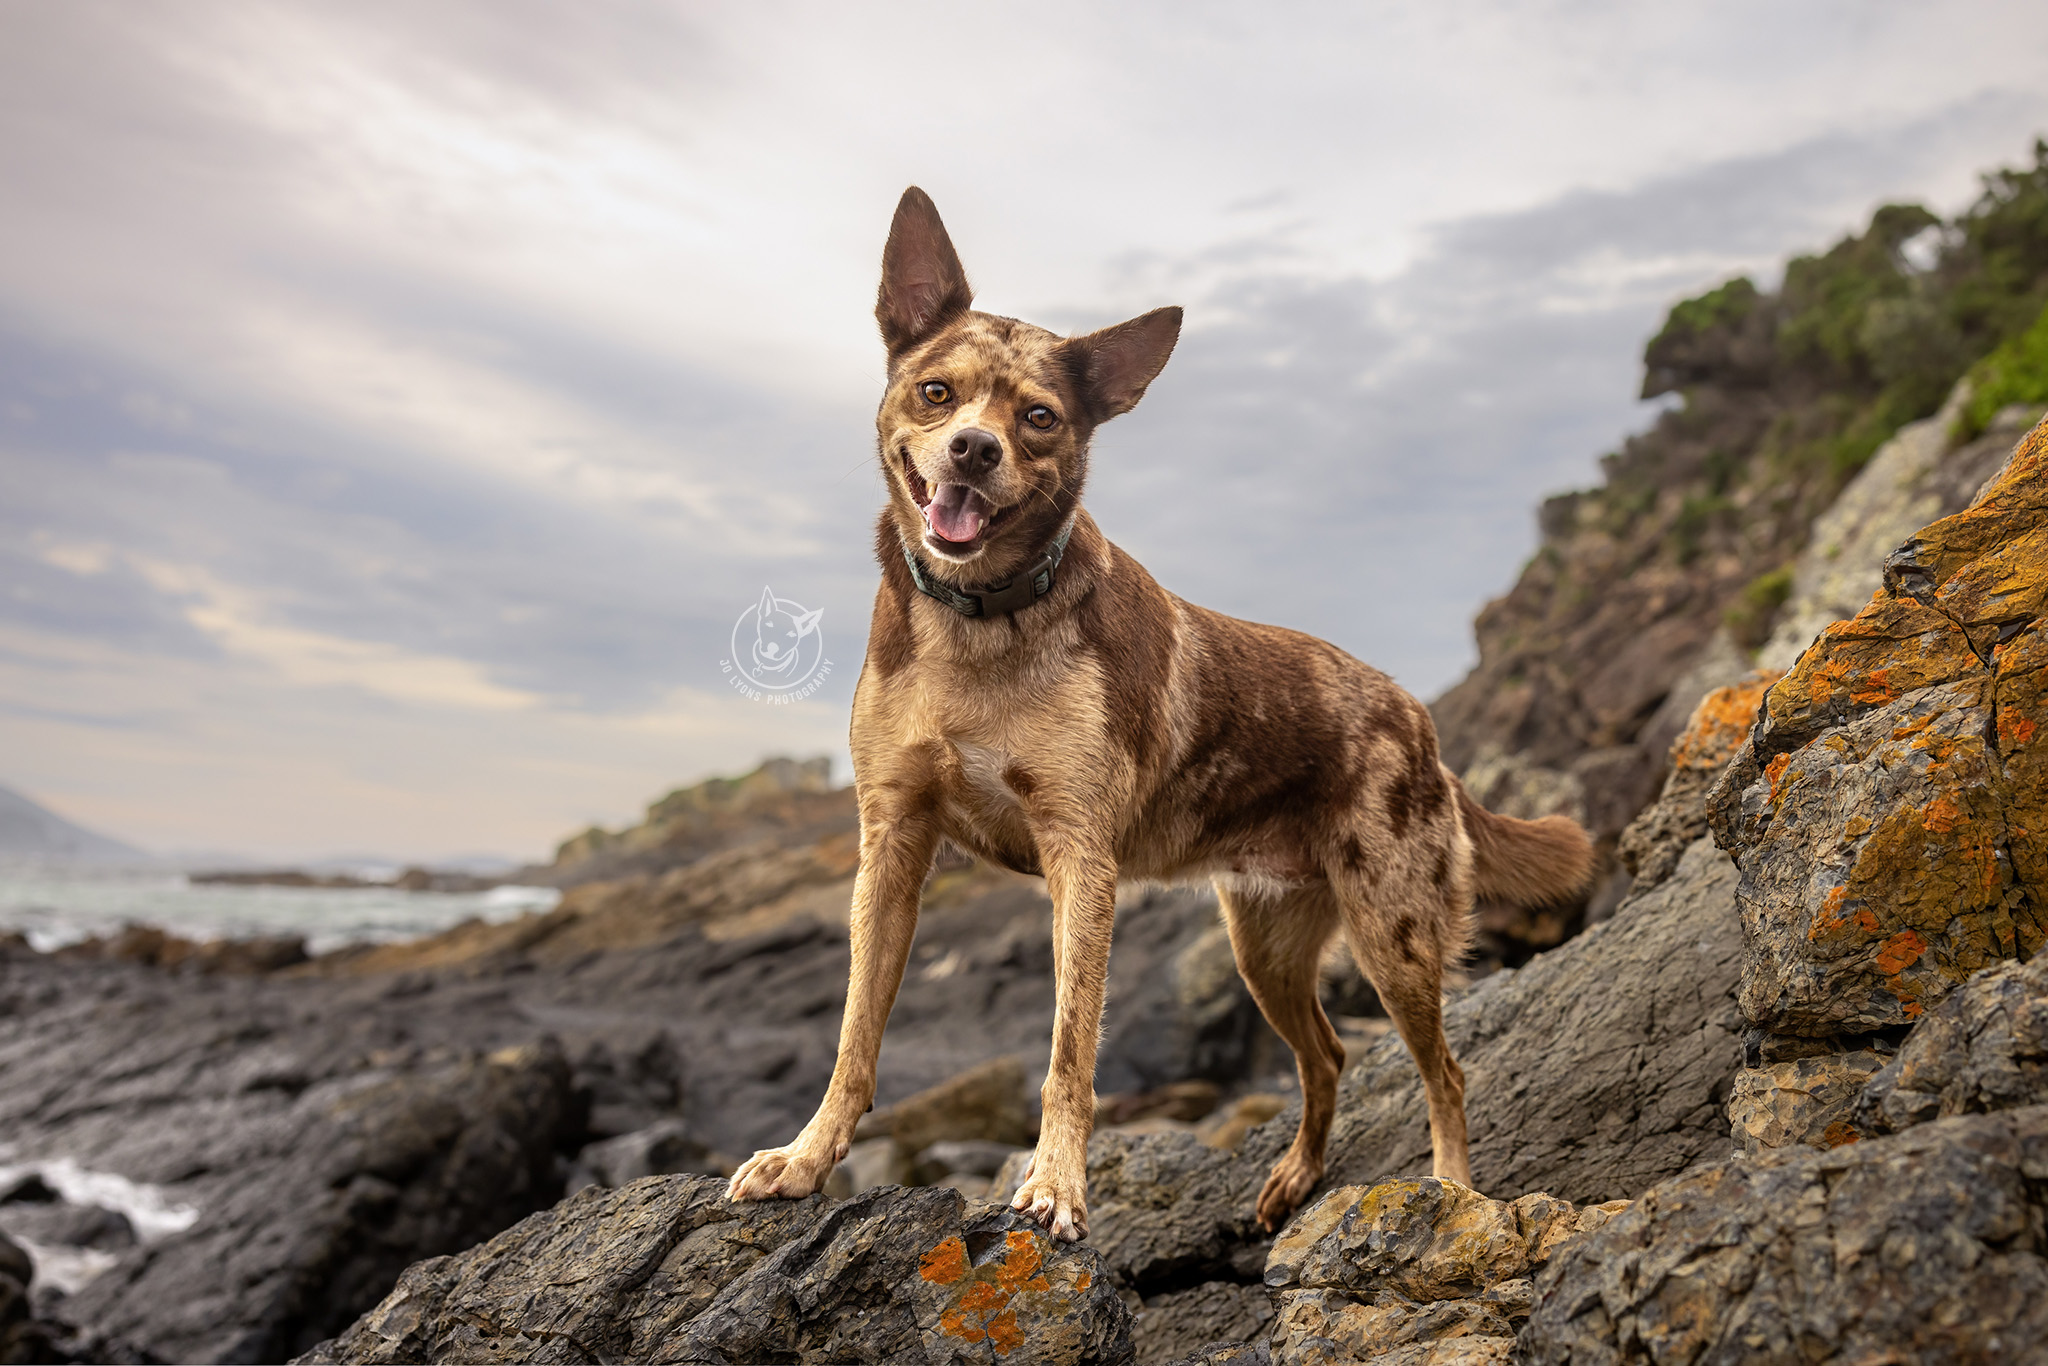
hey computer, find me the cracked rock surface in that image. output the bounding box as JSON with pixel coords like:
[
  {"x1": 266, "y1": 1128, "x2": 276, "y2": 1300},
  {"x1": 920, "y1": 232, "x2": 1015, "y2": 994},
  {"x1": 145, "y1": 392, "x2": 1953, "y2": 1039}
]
[
  {"x1": 1709, "y1": 414, "x2": 2048, "y2": 1035},
  {"x1": 1857, "y1": 952, "x2": 2048, "y2": 1135},
  {"x1": 1522, "y1": 1105, "x2": 2048, "y2": 1365},
  {"x1": 296, "y1": 1177, "x2": 1130, "y2": 1366}
]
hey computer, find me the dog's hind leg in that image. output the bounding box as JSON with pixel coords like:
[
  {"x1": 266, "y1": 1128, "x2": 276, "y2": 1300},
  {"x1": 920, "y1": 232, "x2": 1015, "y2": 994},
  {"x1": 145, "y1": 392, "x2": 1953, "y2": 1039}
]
[
  {"x1": 727, "y1": 801, "x2": 938, "y2": 1203},
  {"x1": 1215, "y1": 879, "x2": 1346, "y2": 1231},
  {"x1": 1333, "y1": 855, "x2": 1473, "y2": 1188}
]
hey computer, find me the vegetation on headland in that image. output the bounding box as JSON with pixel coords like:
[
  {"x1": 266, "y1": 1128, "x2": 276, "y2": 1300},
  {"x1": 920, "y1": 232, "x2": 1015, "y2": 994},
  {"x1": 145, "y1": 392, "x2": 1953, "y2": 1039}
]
[{"x1": 1434, "y1": 139, "x2": 2048, "y2": 776}]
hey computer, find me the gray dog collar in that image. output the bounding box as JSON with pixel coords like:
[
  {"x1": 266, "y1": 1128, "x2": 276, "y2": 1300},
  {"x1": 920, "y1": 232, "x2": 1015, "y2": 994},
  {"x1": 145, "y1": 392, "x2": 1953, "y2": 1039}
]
[{"x1": 902, "y1": 518, "x2": 1075, "y2": 618}]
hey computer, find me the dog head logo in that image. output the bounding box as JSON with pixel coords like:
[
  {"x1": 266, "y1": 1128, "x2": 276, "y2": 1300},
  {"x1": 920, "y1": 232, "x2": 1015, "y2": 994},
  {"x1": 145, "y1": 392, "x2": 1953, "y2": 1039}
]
[{"x1": 733, "y1": 587, "x2": 825, "y2": 690}]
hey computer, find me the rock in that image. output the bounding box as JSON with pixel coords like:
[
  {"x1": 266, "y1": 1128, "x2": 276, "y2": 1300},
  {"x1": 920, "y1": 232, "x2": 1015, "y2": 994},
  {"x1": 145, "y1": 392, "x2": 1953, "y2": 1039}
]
[
  {"x1": 56, "y1": 1042, "x2": 576, "y2": 1364},
  {"x1": 1758, "y1": 379, "x2": 2022, "y2": 671},
  {"x1": 845, "y1": 1137, "x2": 912, "y2": 1193},
  {"x1": 1615, "y1": 669, "x2": 1781, "y2": 893},
  {"x1": 863, "y1": 1056, "x2": 1035, "y2": 1153},
  {"x1": 1857, "y1": 954, "x2": 2048, "y2": 1135},
  {"x1": 1096, "y1": 893, "x2": 1275, "y2": 1096},
  {"x1": 0, "y1": 1236, "x2": 27, "y2": 1295},
  {"x1": 0, "y1": 1231, "x2": 57, "y2": 1366},
  {"x1": 577, "y1": 1119, "x2": 725, "y2": 1187},
  {"x1": 1726, "y1": 1050, "x2": 1887, "y2": 1153},
  {"x1": 1522, "y1": 1104, "x2": 2048, "y2": 1364},
  {"x1": 1263, "y1": 1179, "x2": 1626, "y2": 1366},
  {"x1": 1195, "y1": 1096, "x2": 1288, "y2": 1153},
  {"x1": 1003, "y1": 837, "x2": 1743, "y2": 1300},
  {"x1": 1099, "y1": 1082, "x2": 1224, "y2": 1128},
  {"x1": 298, "y1": 1176, "x2": 1132, "y2": 1365},
  {"x1": 1136, "y1": 1282, "x2": 1273, "y2": 1366},
  {"x1": 917, "y1": 1140, "x2": 1029, "y2": 1184},
  {"x1": 1162, "y1": 1344, "x2": 1271, "y2": 1366},
  {"x1": 0, "y1": 1201, "x2": 138, "y2": 1252},
  {"x1": 573, "y1": 1032, "x2": 684, "y2": 1139},
  {"x1": 1708, "y1": 414, "x2": 2048, "y2": 1036}
]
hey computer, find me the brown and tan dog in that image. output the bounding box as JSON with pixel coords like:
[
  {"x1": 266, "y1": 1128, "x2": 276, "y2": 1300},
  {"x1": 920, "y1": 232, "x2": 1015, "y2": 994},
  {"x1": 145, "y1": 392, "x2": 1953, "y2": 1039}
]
[{"x1": 727, "y1": 188, "x2": 1592, "y2": 1240}]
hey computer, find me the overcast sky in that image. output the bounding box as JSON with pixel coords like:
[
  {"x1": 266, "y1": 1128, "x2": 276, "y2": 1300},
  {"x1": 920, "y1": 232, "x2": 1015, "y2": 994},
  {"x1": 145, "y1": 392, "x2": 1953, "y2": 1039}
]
[{"x1": 4, "y1": 1, "x2": 2047, "y2": 862}]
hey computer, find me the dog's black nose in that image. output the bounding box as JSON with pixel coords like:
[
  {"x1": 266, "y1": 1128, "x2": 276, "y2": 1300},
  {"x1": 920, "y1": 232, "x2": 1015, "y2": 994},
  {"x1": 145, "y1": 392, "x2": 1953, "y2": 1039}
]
[{"x1": 948, "y1": 427, "x2": 1002, "y2": 471}]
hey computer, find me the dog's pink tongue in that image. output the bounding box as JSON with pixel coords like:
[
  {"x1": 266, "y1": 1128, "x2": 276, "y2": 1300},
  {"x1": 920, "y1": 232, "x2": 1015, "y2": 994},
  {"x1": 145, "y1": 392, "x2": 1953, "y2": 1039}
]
[{"x1": 925, "y1": 483, "x2": 992, "y2": 543}]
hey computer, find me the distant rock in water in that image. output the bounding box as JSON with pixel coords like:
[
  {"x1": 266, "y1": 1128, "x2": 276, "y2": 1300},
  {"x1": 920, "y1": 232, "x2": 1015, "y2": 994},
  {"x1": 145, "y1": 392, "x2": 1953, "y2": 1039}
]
[{"x1": 0, "y1": 784, "x2": 146, "y2": 864}]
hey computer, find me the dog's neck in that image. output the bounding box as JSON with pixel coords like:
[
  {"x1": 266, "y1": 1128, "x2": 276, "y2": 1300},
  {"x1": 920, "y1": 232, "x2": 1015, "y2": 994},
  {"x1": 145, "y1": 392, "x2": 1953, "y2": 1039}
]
[{"x1": 899, "y1": 515, "x2": 1077, "y2": 619}]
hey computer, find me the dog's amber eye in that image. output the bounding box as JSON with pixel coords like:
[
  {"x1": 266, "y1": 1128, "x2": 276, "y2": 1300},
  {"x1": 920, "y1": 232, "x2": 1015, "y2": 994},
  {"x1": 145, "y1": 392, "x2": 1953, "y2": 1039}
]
[
  {"x1": 920, "y1": 381, "x2": 951, "y2": 405},
  {"x1": 1024, "y1": 405, "x2": 1057, "y2": 430}
]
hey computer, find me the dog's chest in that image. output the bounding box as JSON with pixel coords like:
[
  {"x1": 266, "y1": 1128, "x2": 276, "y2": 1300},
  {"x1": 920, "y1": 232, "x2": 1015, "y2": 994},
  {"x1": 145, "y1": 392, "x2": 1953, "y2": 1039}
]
[{"x1": 943, "y1": 739, "x2": 1029, "y2": 821}]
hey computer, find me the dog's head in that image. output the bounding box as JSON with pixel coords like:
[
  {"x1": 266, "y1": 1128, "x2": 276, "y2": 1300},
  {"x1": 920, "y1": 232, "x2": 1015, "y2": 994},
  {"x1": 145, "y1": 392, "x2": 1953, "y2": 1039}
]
[{"x1": 873, "y1": 187, "x2": 1181, "y2": 582}]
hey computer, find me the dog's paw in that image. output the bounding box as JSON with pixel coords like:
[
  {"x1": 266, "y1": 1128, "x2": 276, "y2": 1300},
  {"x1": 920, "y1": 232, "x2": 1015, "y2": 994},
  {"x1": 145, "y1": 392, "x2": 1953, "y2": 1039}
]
[
  {"x1": 726, "y1": 1139, "x2": 844, "y2": 1203},
  {"x1": 1256, "y1": 1150, "x2": 1324, "y2": 1232},
  {"x1": 1008, "y1": 1150, "x2": 1089, "y2": 1242}
]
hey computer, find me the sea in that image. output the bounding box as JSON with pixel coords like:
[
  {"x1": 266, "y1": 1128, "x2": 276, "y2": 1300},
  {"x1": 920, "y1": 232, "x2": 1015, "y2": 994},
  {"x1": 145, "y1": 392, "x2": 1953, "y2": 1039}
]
[{"x1": 0, "y1": 863, "x2": 559, "y2": 955}]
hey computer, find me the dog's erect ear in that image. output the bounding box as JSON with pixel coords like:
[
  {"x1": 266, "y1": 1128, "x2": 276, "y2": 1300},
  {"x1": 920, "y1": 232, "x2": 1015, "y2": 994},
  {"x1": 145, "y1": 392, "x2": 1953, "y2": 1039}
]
[
  {"x1": 758, "y1": 586, "x2": 778, "y2": 622},
  {"x1": 877, "y1": 188, "x2": 973, "y2": 355},
  {"x1": 1068, "y1": 307, "x2": 1183, "y2": 421}
]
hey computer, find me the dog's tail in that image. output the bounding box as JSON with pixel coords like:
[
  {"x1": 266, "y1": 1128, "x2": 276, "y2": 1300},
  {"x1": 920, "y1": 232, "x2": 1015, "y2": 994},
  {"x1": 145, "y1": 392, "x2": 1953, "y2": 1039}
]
[{"x1": 1451, "y1": 772, "x2": 1595, "y2": 905}]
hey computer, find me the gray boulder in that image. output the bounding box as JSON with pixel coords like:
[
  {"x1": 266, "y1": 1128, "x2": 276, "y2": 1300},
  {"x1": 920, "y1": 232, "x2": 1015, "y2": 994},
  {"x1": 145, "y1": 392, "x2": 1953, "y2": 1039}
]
[
  {"x1": 1522, "y1": 1105, "x2": 2048, "y2": 1364},
  {"x1": 1857, "y1": 953, "x2": 2048, "y2": 1135},
  {"x1": 57, "y1": 1043, "x2": 575, "y2": 1363},
  {"x1": 298, "y1": 1177, "x2": 1132, "y2": 1365}
]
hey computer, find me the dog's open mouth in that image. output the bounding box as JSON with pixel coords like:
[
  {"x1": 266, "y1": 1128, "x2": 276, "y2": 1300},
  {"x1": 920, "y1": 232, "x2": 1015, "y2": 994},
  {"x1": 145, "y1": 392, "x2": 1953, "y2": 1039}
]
[{"x1": 901, "y1": 448, "x2": 1005, "y2": 548}]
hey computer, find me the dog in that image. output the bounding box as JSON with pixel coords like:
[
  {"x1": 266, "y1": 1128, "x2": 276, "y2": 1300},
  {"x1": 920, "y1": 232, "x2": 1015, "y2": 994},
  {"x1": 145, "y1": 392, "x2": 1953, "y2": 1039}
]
[
  {"x1": 750, "y1": 586, "x2": 822, "y2": 680},
  {"x1": 727, "y1": 188, "x2": 1593, "y2": 1241}
]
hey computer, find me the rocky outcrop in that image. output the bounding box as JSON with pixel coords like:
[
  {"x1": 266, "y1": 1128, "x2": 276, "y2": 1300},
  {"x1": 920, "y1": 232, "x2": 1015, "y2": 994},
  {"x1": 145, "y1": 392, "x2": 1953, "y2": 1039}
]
[
  {"x1": 1614, "y1": 669, "x2": 1780, "y2": 893},
  {"x1": 298, "y1": 1177, "x2": 1130, "y2": 1366},
  {"x1": 1522, "y1": 1105, "x2": 2048, "y2": 1364},
  {"x1": 1707, "y1": 414, "x2": 2048, "y2": 1151},
  {"x1": 1856, "y1": 952, "x2": 2048, "y2": 1135},
  {"x1": 543, "y1": 756, "x2": 848, "y2": 885},
  {"x1": 1265, "y1": 1180, "x2": 1627, "y2": 1365},
  {"x1": 55, "y1": 1043, "x2": 575, "y2": 1364},
  {"x1": 1755, "y1": 383, "x2": 2029, "y2": 671}
]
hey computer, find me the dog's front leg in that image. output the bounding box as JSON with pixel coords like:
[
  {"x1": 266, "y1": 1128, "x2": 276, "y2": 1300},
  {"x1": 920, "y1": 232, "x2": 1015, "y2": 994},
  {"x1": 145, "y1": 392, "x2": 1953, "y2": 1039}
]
[
  {"x1": 1011, "y1": 838, "x2": 1118, "y2": 1242},
  {"x1": 726, "y1": 808, "x2": 936, "y2": 1202}
]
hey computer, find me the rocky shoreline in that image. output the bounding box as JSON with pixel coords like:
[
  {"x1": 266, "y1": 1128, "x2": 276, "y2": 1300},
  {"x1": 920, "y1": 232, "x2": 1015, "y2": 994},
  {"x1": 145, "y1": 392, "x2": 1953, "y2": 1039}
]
[{"x1": 5, "y1": 405, "x2": 2047, "y2": 1362}]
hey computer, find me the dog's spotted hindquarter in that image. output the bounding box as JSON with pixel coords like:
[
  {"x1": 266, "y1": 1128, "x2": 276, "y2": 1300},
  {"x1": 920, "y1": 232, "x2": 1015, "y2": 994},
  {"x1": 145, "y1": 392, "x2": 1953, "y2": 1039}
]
[{"x1": 725, "y1": 187, "x2": 1594, "y2": 1240}]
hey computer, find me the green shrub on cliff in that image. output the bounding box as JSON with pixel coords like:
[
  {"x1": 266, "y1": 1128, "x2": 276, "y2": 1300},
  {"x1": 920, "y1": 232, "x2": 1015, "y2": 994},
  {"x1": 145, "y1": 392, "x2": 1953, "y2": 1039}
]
[{"x1": 1958, "y1": 298, "x2": 2048, "y2": 439}]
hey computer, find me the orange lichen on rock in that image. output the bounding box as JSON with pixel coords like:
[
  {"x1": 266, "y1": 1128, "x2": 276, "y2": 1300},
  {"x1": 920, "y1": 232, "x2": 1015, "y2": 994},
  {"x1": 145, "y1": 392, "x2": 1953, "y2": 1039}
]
[
  {"x1": 1765, "y1": 593, "x2": 1983, "y2": 737},
  {"x1": 1673, "y1": 670, "x2": 1784, "y2": 772},
  {"x1": 919, "y1": 1235, "x2": 969, "y2": 1286},
  {"x1": 927, "y1": 1223, "x2": 1093, "y2": 1357},
  {"x1": 1874, "y1": 929, "x2": 1929, "y2": 975},
  {"x1": 1922, "y1": 795, "x2": 1966, "y2": 833},
  {"x1": 1764, "y1": 752, "x2": 1794, "y2": 800}
]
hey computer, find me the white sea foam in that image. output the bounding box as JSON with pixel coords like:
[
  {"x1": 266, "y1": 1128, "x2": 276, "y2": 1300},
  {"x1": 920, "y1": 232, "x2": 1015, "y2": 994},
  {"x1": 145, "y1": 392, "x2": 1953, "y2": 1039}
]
[
  {"x1": 10, "y1": 1237, "x2": 119, "y2": 1297},
  {"x1": 0, "y1": 1158, "x2": 200, "y2": 1241}
]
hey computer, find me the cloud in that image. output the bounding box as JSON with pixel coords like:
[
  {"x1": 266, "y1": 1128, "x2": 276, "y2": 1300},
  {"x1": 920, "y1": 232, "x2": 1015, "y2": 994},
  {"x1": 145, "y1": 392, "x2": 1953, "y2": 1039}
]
[{"x1": 0, "y1": 0, "x2": 2044, "y2": 857}]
